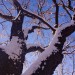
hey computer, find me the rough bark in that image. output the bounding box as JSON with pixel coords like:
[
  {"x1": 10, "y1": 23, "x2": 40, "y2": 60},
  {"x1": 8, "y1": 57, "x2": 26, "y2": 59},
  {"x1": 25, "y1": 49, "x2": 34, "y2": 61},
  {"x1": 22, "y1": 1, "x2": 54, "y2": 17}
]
[
  {"x1": 0, "y1": 9, "x2": 27, "y2": 75},
  {"x1": 31, "y1": 25, "x2": 75, "y2": 75},
  {"x1": 23, "y1": 19, "x2": 75, "y2": 75},
  {"x1": 0, "y1": 0, "x2": 75, "y2": 75},
  {"x1": 0, "y1": 0, "x2": 27, "y2": 74}
]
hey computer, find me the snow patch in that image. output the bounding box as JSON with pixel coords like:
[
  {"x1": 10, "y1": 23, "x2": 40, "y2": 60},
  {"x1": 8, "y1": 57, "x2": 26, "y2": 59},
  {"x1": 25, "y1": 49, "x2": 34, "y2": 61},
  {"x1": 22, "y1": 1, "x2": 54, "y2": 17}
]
[
  {"x1": 23, "y1": 27, "x2": 32, "y2": 38},
  {"x1": 22, "y1": 28, "x2": 62, "y2": 75},
  {"x1": 0, "y1": 36, "x2": 23, "y2": 60},
  {"x1": 26, "y1": 43, "x2": 44, "y2": 49},
  {"x1": 22, "y1": 19, "x2": 75, "y2": 75}
]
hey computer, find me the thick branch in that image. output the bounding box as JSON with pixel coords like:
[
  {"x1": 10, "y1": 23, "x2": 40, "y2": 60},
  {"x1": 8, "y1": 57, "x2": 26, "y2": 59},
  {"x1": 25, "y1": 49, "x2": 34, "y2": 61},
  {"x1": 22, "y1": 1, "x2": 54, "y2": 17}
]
[
  {"x1": 28, "y1": 26, "x2": 49, "y2": 33},
  {"x1": 12, "y1": 0, "x2": 24, "y2": 21},
  {"x1": 27, "y1": 46, "x2": 44, "y2": 53},
  {"x1": 12, "y1": 0, "x2": 22, "y2": 12},
  {"x1": 23, "y1": 9, "x2": 56, "y2": 33},
  {"x1": 0, "y1": 13, "x2": 14, "y2": 21},
  {"x1": 12, "y1": 0, "x2": 55, "y2": 33},
  {"x1": 61, "y1": 0, "x2": 72, "y2": 19},
  {"x1": 53, "y1": 0, "x2": 59, "y2": 28},
  {"x1": 23, "y1": 13, "x2": 75, "y2": 75},
  {"x1": 10, "y1": 0, "x2": 24, "y2": 40}
]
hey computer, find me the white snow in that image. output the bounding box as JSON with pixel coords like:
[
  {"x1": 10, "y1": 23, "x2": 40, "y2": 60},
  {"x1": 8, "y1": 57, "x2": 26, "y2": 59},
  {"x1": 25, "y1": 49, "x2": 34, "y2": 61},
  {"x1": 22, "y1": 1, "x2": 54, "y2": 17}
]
[
  {"x1": 73, "y1": 72, "x2": 75, "y2": 75},
  {"x1": 0, "y1": 36, "x2": 23, "y2": 60},
  {"x1": 23, "y1": 27, "x2": 32, "y2": 38},
  {"x1": 22, "y1": 51, "x2": 40, "y2": 74},
  {"x1": 22, "y1": 18, "x2": 75, "y2": 75},
  {"x1": 26, "y1": 43, "x2": 44, "y2": 50},
  {"x1": 22, "y1": 28, "x2": 61, "y2": 75},
  {"x1": 56, "y1": 64, "x2": 63, "y2": 75},
  {"x1": 59, "y1": 20, "x2": 74, "y2": 31}
]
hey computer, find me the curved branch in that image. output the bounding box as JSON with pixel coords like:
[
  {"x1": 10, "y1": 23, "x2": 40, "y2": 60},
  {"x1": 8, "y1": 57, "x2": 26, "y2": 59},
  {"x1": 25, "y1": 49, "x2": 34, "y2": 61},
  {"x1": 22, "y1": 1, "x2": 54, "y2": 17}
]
[
  {"x1": 12, "y1": 0, "x2": 24, "y2": 21},
  {"x1": 28, "y1": 26, "x2": 49, "y2": 34},
  {"x1": 23, "y1": 12, "x2": 75, "y2": 75},
  {"x1": 1, "y1": 0, "x2": 12, "y2": 16},
  {"x1": 12, "y1": 0, "x2": 55, "y2": 33},
  {"x1": 61, "y1": 0, "x2": 72, "y2": 19},
  {"x1": 23, "y1": 9, "x2": 56, "y2": 33},
  {"x1": 12, "y1": 10, "x2": 21, "y2": 20},
  {"x1": 27, "y1": 46, "x2": 44, "y2": 53}
]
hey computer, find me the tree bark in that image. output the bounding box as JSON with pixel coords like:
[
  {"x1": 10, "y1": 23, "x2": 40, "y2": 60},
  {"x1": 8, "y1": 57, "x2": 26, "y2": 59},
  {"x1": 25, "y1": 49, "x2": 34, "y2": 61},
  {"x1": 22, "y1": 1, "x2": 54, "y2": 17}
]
[{"x1": 23, "y1": 19, "x2": 75, "y2": 75}]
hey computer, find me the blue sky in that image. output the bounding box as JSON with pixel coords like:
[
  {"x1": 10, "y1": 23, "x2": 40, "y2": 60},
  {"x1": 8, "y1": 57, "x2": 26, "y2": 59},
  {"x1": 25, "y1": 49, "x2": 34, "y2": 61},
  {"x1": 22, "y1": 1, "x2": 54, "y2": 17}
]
[{"x1": 0, "y1": 0, "x2": 75, "y2": 75}]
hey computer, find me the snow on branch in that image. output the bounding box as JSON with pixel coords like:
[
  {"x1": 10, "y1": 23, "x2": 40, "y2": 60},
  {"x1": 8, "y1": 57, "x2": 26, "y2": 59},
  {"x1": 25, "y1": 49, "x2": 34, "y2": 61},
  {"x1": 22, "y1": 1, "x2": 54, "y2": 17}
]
[
  {"x1": 12, "y1": 0, "x2": 55, "y2": 32},
  {"x1": 22, "y1": 27, "x2": 62, "y2": 75},
  {"x1": 22, "y1": 13, "x2": 75, "y2": 75},
  {"x1": 23, "y1": 9, "x2": 56, "y2": 33},
  {"x1": 0, "y1": 0, "x2": 55, "y2": 33},
  {"x1": 23, "y1": 26, "x2": 49, "y2": 40},
  {"x1": 27, "y1": 46, "x2": 44, "y2": 53},
  {"x1": 52, "y1": 0, "x2": 59, "y2": 28},
  {"x1": 12, "y1": 10, "x2": 21, "y2": 21}
]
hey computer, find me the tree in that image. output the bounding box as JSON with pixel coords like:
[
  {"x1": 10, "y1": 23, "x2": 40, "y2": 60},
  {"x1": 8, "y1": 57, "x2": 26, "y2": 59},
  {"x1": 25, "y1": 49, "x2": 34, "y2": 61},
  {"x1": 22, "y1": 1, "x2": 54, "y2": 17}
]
[{"x1": 0, "y1": 0, "x2": 75, "y2": 75}]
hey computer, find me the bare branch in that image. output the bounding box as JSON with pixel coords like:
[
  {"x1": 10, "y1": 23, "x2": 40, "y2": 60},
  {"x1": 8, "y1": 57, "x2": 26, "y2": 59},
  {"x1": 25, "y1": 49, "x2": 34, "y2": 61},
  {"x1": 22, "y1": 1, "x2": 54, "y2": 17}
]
[
  {"x1": 63, "y1": 50, "x2": 75, "y2": 54},
  {"x1": 63, "y1": 39, "x2": 75, "y2": 50},
  {"x1": 28, "y1": 26, "x2": 49, "y2": 33},
  {"x1": 53, "y1": 0, "x2": 59, "y2": 28},
  {"x1": 22, "y1": 0, "x2": 30, "y2": 9},
  {"x1": 12, "y1": 10, "x2": 21, "y2": 20},
  {"x1": 23, "y1": 9, "x2": 56, "y2": 33},
  {"x1": 61, "y1": 0, "x2": 72, "y2": 19},
  {"x1": 12, "y1": 0, "x2": 56, "y2": 33},
  {"x1": 68, "y1": 0, "x2": 73, "y2": 10},
  {"x1": 1, "y1": 0, "x2": 12, "y2": 16},
  {"x1": 12, "y1": 0, "x2": 22, "y2": 12},
  {"x1": 0, "y1": 13, "x2": 14, "y2": 21}
]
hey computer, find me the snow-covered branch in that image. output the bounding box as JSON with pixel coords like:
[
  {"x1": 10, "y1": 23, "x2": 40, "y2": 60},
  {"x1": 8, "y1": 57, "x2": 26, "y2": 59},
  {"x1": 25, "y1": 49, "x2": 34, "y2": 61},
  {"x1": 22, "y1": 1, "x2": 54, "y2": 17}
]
[
  {"x1": 23, "y1": 13, "x2": 75, "y2": 75},
  {"x1": 27, "y1": 46, "x2": 44, "y2": 53},
  {"x1": 11, "y1": 0, "x2": 55, "y2": 32}
]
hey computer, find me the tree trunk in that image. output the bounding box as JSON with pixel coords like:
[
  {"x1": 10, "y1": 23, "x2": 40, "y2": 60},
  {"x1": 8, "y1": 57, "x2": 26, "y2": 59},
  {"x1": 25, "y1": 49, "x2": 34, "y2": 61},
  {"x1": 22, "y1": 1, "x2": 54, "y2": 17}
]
[
  {"x1": 23, "y1": 20, "x2": 75, "y2": 75},
  {"x1": 0, "y1": 10, "x2": 27, "y2": 75}
]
